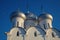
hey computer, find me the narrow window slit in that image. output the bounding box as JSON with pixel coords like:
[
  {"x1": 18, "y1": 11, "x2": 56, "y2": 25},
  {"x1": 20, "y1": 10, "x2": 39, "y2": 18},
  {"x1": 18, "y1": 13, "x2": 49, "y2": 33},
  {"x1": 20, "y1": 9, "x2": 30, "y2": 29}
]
[
  {"x1": 43, "y1": 24, "x2": 46, "y2": 29},
  {"x1": 48, "y1": 23, "x2": 50, "y2": 28},
  {"x1": 52, "y1": 33, "x2": 55, "y2": 37},
  {"x1": 34, "y1": 31, "x2": 37, "y2": 37},
  {"x1": 17, "y1": 21, "x2": 19, "y2": 27},
  {"x1": 17, "y1": 31, "x2": 19, "y2": 36}
]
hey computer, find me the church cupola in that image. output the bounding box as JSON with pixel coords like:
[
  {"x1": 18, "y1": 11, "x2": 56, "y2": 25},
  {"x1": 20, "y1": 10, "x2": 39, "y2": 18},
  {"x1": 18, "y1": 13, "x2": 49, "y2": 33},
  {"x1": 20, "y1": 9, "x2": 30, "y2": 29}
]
[
  {"x1": 38, "y1": 13, "x2": 53, "y2": 30},
  {"x1": 24, "y1": 12, "x2": 38, "y2": 30},
  {"x1": 10, "y1": 10, "x2": 26, "y2": 28}
]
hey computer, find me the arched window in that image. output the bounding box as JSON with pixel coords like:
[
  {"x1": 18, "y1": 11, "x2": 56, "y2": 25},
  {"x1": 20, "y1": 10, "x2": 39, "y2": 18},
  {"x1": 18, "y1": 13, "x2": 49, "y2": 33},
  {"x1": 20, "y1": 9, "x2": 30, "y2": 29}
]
[
  {"x1": 34, "y1": 31, "x2": 37, "y2": 37},
  {"x1": 52, "y1": 33, "x2": 55, "y2": 37},
  {"x1": 17, "y1": 21, "x2": 19, "y2": 27},
  {"x1": 48, "y1": 23, "x2": 50, "y2": 28},
  {"x1": 43, "y1": 24, "x2": 46, "y2": 29},
  {"x1": 17, "y1": 31, "x2": 19, "y2": 36}
]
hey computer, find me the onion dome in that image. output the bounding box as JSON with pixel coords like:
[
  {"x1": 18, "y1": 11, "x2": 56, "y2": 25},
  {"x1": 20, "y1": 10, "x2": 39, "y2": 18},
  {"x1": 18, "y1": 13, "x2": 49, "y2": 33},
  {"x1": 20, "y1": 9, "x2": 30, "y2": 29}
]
[
  {"x1": 25, "y1": 12, "x2": 38, "y2": 20},
  {"x1": 38, "y1": 13, "x2": 53, "y2": 21},
  {"x1": 10, "y1": 10, "x2": 26, "y2": 21}
]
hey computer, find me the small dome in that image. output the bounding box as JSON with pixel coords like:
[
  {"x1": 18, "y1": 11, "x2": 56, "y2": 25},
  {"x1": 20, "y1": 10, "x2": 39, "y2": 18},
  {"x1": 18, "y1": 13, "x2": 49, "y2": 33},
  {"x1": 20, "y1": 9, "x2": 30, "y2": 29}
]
[
  {"x1": 38, "y1": 13, "x2": 53, "y2": 21},
  {"x1": 25, "y1": 12, "x2": 37, "y2": 20},
  {"x1": 10, "y1": 10, "x2": 26, "y2": 21}
]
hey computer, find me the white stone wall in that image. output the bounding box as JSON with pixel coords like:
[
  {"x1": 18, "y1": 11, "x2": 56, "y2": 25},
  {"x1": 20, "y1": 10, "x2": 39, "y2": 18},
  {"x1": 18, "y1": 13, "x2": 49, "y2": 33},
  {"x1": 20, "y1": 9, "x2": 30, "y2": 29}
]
[
  {"x1": 25, "y1": 27, "x2": 45, "y2": 40},
  {"x1": 12, "y1": 17, "x2": 24, "y2": 28},
  {"x1": 7, "y1": 27, "x2": 25, "y2": 40},
  {"x1": 6, "y1": 27, "x2": 60, "y2": 40},
  {"x1": 45, "y1": 29, "x2": 53, "y2": 40}
]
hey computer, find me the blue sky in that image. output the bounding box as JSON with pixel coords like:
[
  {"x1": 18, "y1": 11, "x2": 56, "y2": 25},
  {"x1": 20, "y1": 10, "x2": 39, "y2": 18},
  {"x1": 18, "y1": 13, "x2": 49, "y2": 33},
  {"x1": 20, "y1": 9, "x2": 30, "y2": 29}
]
[{"x1": 0, "y1": 0, "x2": 60, "y2": 40}]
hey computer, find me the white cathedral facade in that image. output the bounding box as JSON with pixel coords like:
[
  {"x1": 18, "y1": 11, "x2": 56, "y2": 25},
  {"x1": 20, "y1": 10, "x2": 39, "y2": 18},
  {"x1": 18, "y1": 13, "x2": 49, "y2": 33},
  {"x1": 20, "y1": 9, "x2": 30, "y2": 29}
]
[{"x1": 5, "y1": 10, "x2": 60, "y2": 40}]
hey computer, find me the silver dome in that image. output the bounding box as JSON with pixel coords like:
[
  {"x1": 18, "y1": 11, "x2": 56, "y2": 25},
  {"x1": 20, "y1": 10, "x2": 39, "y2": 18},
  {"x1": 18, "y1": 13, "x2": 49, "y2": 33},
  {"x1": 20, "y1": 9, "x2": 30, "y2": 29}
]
[
  {"x1": 38, "y1": 13, "x2": 53, "y2": 20},
  {"x1": 10, "y1": 11, "x2": 26, "y2": 20}
]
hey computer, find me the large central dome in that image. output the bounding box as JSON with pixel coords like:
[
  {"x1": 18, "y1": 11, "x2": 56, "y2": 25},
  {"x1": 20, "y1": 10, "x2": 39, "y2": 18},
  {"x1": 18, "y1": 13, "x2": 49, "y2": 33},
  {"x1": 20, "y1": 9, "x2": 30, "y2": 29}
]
[{"x1": 25, "y1": 12, "x2": 38, "y2": 20}]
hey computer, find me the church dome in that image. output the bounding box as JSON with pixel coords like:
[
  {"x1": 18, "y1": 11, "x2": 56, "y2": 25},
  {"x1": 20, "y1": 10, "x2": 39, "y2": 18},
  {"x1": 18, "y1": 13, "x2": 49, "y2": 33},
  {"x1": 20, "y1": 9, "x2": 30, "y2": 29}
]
[
  {"x1": 38, "y1": 13, "x2": 53, "y2": 21},
  {"x1": 25, "y1": 12, "x2": 37, "y2": 20},
  {"x1": 10, "y1": 10, "x2": 26, "y2": 21}
]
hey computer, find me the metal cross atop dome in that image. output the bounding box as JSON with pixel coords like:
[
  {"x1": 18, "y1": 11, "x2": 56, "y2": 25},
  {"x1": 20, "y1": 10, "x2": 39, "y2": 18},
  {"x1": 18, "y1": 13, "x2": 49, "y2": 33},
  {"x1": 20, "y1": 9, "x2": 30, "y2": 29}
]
[
  {"x1": 41, "y1": 4, "x2": 43, "y2": 13},
  {"x1": 26, "y1": 0, "x2": 30, "y2": 13},
  {"x1": 40, "y1": 0, "x2": 45, "y2": 13}
]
